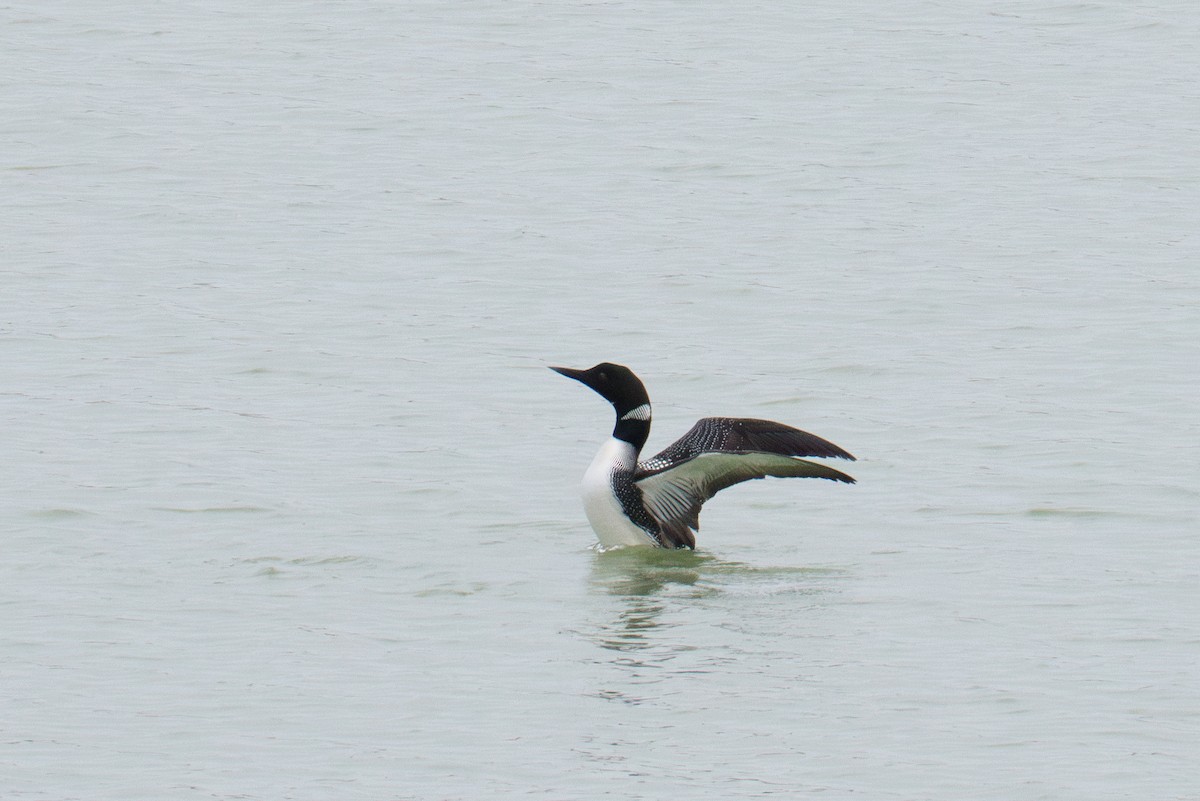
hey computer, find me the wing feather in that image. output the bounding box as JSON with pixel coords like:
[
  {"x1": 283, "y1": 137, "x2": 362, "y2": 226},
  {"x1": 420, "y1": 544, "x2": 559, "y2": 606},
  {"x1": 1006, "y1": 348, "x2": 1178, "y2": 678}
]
[
  {"x1": 637, "y1": 417, "x2": 855, "y2": 479},
  {"x1": 634, "y1": 418, "x2": 856, "y2": 544}
]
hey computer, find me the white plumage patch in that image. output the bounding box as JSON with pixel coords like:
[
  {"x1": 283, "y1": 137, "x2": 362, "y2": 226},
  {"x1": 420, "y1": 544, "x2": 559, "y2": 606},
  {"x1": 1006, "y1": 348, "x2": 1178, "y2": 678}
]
[
  {"x1": 580, "y1": 437, "x2": 658, "y2": 548},
  {"x1": 620, "y1": 403, "x2": 652, "y2": 421}
]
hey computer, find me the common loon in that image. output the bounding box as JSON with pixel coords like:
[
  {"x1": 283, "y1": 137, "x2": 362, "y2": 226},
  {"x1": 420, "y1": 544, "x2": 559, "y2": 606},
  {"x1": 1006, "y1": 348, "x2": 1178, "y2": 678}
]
[{"x1": 550, "y1": 362, "x2": 856, "y2": 549}]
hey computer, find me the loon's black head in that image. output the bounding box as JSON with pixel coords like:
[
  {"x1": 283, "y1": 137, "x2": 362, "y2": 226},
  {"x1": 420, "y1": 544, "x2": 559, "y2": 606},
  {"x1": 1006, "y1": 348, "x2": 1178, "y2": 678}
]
[{"x1": 550, "y1": 362, "x2": 651, "y2": 420}]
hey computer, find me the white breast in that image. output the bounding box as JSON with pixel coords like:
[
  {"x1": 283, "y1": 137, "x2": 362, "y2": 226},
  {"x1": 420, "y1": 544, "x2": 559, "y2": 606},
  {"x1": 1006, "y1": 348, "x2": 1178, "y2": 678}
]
[{"x1": 580, "y1": 437, "x2": 658, "y2": 548}]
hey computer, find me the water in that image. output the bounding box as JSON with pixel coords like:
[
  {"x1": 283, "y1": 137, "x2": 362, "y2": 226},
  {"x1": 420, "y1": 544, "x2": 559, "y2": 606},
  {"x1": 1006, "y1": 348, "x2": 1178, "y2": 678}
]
[{"x1": 4, "y1": 1, "x2": 1198, "y2": 799}]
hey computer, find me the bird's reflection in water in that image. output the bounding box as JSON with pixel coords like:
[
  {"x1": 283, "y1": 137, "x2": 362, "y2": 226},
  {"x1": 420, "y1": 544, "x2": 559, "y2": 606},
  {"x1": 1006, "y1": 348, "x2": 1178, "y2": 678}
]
[
  {"x1": 590, "y1": 546, "x2": 718, "y2": 601},
  {"x1": 578, "y1": 549, "x2": 705, "y2": 705},
  {"x1": 585, "y1": 546, "x2": 844, "y2": 658},
  {"x1": 581, "y1": 547, "x2": 844, "y2": 707},
  {"x1": 578, "y1": 546, "x2": 844, "y2": 709}
]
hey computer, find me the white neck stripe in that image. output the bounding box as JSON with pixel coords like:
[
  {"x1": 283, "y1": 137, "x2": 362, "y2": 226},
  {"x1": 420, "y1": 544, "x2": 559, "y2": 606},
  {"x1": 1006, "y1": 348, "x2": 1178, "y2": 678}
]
[{"x1": 621, "y1": 403, "x2": 652, "y2": 421}]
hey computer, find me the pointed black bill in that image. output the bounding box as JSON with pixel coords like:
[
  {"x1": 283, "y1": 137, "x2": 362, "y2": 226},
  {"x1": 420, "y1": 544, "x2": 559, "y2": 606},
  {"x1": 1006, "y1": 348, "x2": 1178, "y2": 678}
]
[{"x1": 549, "y1": 365, "x2": 588, "y2": 383}]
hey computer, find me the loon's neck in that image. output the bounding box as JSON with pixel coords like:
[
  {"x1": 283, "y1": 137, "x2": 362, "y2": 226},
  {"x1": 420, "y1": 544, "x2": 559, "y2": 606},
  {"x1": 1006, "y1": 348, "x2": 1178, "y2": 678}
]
[{"x1": 611, "y1": 402, "x2": 651, "y2": 453}]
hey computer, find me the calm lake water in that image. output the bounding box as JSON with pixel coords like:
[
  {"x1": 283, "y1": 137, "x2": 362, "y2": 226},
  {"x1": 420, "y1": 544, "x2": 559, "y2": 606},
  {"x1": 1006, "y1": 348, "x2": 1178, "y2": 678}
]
[{"x1": 4, "y1": 2, "x2": 1198, "y2": 799}]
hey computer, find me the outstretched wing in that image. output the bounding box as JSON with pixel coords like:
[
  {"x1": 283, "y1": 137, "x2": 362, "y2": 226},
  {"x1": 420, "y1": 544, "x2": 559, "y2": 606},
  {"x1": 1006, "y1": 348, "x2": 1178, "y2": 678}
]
[{"x1": 634, "y1": 418, "x2": 856, "y2": 548}]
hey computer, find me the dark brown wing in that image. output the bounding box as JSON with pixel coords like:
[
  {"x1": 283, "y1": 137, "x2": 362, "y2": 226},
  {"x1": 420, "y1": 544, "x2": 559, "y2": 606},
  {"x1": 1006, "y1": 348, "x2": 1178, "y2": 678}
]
[
  {"x1": 636, "y1": 417, "x2": 855, "y2": 479},
  {"x1": 633, "y1": 418, "x2": 856, "y2": 545}
]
